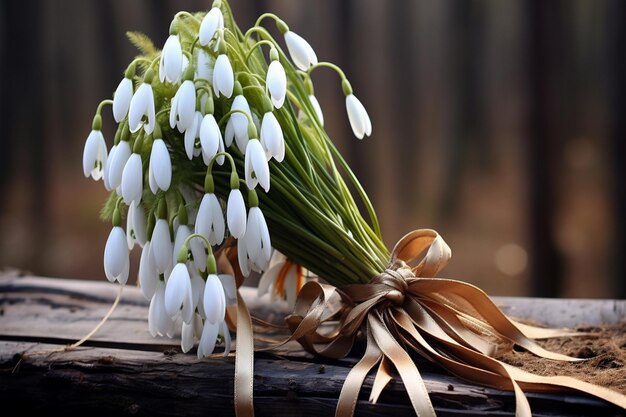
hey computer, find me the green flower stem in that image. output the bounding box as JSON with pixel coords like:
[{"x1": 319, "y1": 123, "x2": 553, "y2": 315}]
[
  {"x1": 244, "y1": 40, "x2": 276, "y2": 63},
  {"x1": 96, "y1": 99, "x2": 114, "y2": 116}
]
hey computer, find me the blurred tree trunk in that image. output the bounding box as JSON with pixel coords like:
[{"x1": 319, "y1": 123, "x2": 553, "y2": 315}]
[{"x1": 526, "y1": 0, "x2": 565, "y2": 297}]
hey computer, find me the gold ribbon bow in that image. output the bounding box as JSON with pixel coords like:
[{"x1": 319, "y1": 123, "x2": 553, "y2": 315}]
[{"x1": 234, "y1": 229, "x2": 626, "y2": 417}]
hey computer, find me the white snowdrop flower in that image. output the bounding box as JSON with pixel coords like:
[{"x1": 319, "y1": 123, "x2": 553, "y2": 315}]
[
  {"x1": 244, "y1": 139, "x2": 270, "y2": 192},
  {"x1": 104, "y1": 226, "x2": 130, "y2": 285},
  {"x1": 258, "y1": 251, "x2": 307, "y2": 309},
  {"x1": 148, "y1": 281, "x2": 175, "y2": 337},
  {"x1": 266, "y1": 60, "x2": 287, "y2": 108},
  {"x1": 199, "y1": 7, "x2": 224, "y2": 47},
  {"x1": 203, "y1": 274, "x2": 226, "y2": 324},
  {"x1": 237, "y1": 234, "x2": 252, "y2": 277},
  {"x1": 184, "y1": 111, "x2": 203, "y2": 160},
  {"x1": 128, "y1": 79, "x2": 156, "y2": 134},
  {"x1": 82, "y1": 129, "x2": 107, "y2": 181},
  {"x1": 188, "y1": 231, "x2": 207, "y2": 273},
  {"x1": 149, "y1": 139, "x2": 172, "y2": 192},
  {"x1": 170, "y1": 80, "x2": 196, "y2": 133},
  {"x1": 195, "y1": 193, "x2": 225, "y2": 246},
  {"x1": 139, "y1": 241, "x2": 158, "y2": 299},
  {"x1": 245, "y1": 206, "x2": 272, "y2": 271},
  {"x1": 226, "y1": 188, "x2": 246, "y2": 239},
  {"x1": 151, "y1": 218, "x2": 173, "y2": 274},
  {"x1": 345, "y1": 94, "x2": 372, "y2": 139},
  {"x1": 230, "y1": 94, "x2": 251, "y2": 153},
  {"x1": 197, "y1": 319, "x2": 220, "y2": 358},
  {"x1": 199, "y1": 114, "x2": 223, "y2": 165},
  {"x1": 108, "y1": 140, "x2": 131, "y2": 190},
  {"x1": 260, "y1": 112, "x2": 285, "y2": 162},
  {"x1": 284, "y1": 31, "x2": 318, "y2": 71},
  {"x1": 159, "y1": 34, "x2": 184, "y2": 84},
  {"x1": 181, "y1": 312, "x2": 203, "y2": 353},
  {"x1": 126, "y1": 201, "x2": 147, "y2": 249},
  {"x1": 169, "y1": 92, "x2": 179, "y2": 130},
  {"x1": 172, "y1": 224, "x2": 192, "y2": 267},
  {"x1": 121, "y1": 153, "x2": 143, "y2": 204},
  {"x1": 195, "y1": 48, "x2": 214, "y2": 81},
  {"x1": 308, "y1": 94, "x2": 324, "y2": 126},
  {"x1": 173, "y1": 222, "x2": 204, "y2": 273},
  {"x1": 213, "y1": 54, "x2": 234, "y2": 98},
  {"x1": 102, "y1": 144, "x2": 116, "y2": 191},
  {"x1": 113, "y1": 77, "x2": 134, "y2": 123},
  {"x1": 164, "y1": 263, "x2": 194, "y2": 324}
]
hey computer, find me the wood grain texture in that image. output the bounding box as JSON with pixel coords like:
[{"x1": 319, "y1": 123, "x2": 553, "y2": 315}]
[{"x1": 1, "y1": 271, "x2": 625, "y2": 416}]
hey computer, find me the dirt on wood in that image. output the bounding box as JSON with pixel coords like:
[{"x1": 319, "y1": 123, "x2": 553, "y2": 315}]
[{"x1": 496, "y1": 322, "x2": 626, "y2": 395}]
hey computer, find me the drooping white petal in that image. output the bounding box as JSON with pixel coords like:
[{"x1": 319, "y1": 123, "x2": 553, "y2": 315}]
[
  {"x1": 82, "y1": 130, "x2": 107, "y2": 181},
  {"x1": 104, "y1": 226, "x2": 129, "y2": 282},
  {"x1": 218, "y1": 274, "x2": 237, "y2": 305},
  {"x1": 266, "y1": 60, "x2": 287, "y2": 108},
  {"x1": 213, "y1": 54, "x2": 234, "y2": 98},
  {"x1": 246, "y1": 207, "x2": 272, "y2": 270},
  {"x1": 151, "y1": 218, "x2": 173, "y2": 274},
  {"x1": 175, "y1": 80, "x2": 196, "y2": 132},
  {"x1": 195, "y1": 193, "x2": 225, "y2": 246},
  {"x1": 164, "y1": 263, "x2": 194, "y2": 323},
  {"x1": 203, "y1": 274, "x2": 226, "y2": 324},
  {"x1": 260, "y1": 112, "x2": 285, "y2": 162},
  {"x1": 160, "y1": 35, "x2": 183, "y2": 84},
  {"x1": 128, "y1": 83, "x2": 155, "y2": 134},
  {"x1": 230, "y1": 95, "x2": 251, "y2": 153},
  {"x1": 139, "y1": 241, "x2": 158, "y2": 299},
  {"x1": 169, "y1": 92, "x2": 179, "y2": 129},
  {"x1": 113, "y1": 78, "x2": 134, "y2": 123},
  {"x1": 284, "y1": 31, "x2": 317, "y2": 71},
  {"x1": 224, "y1": 119, "x2": 235, "y2": 148},
  {"x1": 198, "y1": 320, "x2": 219, "y2": 358},
  {"x1": 190, "y1": 272, "x2": 205, "y2": 310},
  {"x1": 245, "y1": 139, "x2": 270, "y2": 192},
  {"x1": 308, "y1": 94, "x2": 324, "y2": 126},
  {"x1": 150, "y1": 139, "x2": 172, "y2": 191},
  {"x1": 237, "y1": 233, "x2": 251, "y2": 277},
  {"x1": 181, "y1": 319, "x2": 195, "y2": 353},
  {"x1": 199, "y1": 7, "x2": 224, "y2": 46},
  {"x1": 149, "y1": 281, "x2": 174, "y2": 337},
  {"x1": 200, "y1": 114, "x2": 221, "y2": 165},
  {"x1": 220, "y1": 320, "x2": 231, "y2": 356},
  {"x1": 108, "y1": 140, "x2": 131, "y2": 190},
  {"x1": 226, "y1": 189, "x2": 246, "y2": 239},
  {"x1": 184, "y1": 111, "x2": 202, "y2": 160},
  {"x1": 190, "y1": 235, "x2": 207, "y2": 273},
  {"x1": 103, "y1": 144, "x2": 116, "y2": 191},
  {"x1": 345, "y1": 94, "x2": 372, "y2": 139},
  {"x1": 121, "y1": 153, "x2": 143, "y2": 204},
  {"x1": 172, "y1": 224, "x2": 191, "y2": 266}
]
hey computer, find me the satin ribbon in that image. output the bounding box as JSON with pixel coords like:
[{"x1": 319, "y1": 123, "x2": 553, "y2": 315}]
[{"x1": 231, "y1": 229, "x2": 626, "y2": 417}]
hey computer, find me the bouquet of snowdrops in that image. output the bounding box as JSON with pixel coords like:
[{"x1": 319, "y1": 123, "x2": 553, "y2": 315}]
[{"x1": 82, "y1": 0, "x2": 380, "y2": 356}]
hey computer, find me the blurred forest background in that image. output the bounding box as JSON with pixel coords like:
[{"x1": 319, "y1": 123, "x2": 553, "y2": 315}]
[{"x1": 1, "y1": 0, "x2": 624, "y2": 298}]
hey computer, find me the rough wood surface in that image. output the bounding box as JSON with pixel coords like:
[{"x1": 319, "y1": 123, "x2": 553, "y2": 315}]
[{"x1": 1, "y1": 270, "x2": 625, "y2": 416}]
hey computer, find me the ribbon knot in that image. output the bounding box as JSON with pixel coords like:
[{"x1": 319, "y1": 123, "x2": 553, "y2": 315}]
[{"x1": 368, "y1": 263, "x2": 412, "y2": 306}]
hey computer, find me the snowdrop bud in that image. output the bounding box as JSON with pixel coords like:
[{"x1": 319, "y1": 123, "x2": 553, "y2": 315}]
[
  {"x1": 113, "y1": 77, "x2": 134, "y2": 123},
  {"x1": 82, "y1": 129, "x2": 108, "y2": 181},
  {"x1": 108, "y1": 140, "x2": 131, "y2": 190},
  {"x1": 284, "y1": 31, "x2": 318, "y2": 71},
  {"x1": 199, "y1": 114, "x2": 222, "y2": 165},
  {"x1": 244, "y1": 139, "x2": 270, "y2": 192},
  {"x1": 171, "y1": 80, "x2": 196, "y2": 133},
  {"x1": 128, "y1": 70, "x2": 156, "y2": 134},
  {"x1": 266, "y1": 59, "x2": 287, "y2": 109},
  {"x1": 121, "y1": 153, "x2": 143, "y2": 204},
  {"x1": 203, "y1": 274, "x2": 226, "y2": 324},
  {"x1": 195, "y1": 193, "x2": 225, "y2": 246},
  {"x1": 104, "y1": 225, "x2": 130, "y2": 285},
  {"x1": 159, "y1": 34, "x2": 184, "y2": 84},
  {"x1": 308, "y1": 94, "x2": 324, "y2": 126},
  {"x1": 151, "y1": 218, "x2": 173, "y2": 274},
  {"x1": 260, "y1": 112, "x2": 285, "y2": 162},
  {"x1": 345, "y1": 93, "x2": 372, "y2": 139},
  {"x1": 213, "y1": 54, "x2": 234, "y2": 98},
  {"x1": 199, "y1": 7, "x2": 224, "y2": 46},
  {"x1": 164, "y1": 263, "x2": 194, "y2": 324},
  {"x1": 149, "y1": 139, "x2": 172, "y2": 192},
  {"x1": 226, "y1": 188, "x2": 246, "y2": 239}
]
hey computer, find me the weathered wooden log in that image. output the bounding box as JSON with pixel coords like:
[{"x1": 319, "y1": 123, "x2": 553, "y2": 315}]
[{"x1": 1, "y1": 271, "x2": 624, "y2": 416}]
